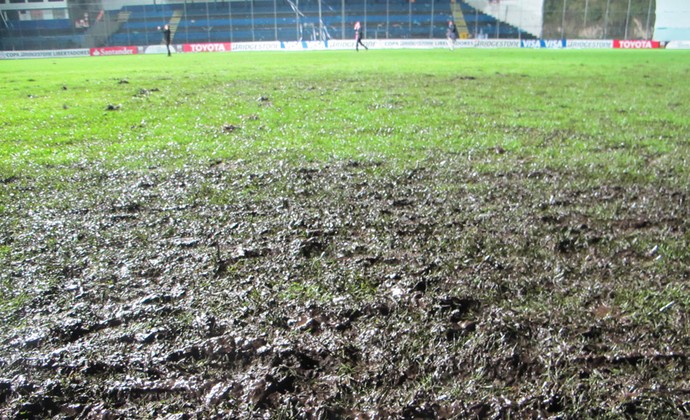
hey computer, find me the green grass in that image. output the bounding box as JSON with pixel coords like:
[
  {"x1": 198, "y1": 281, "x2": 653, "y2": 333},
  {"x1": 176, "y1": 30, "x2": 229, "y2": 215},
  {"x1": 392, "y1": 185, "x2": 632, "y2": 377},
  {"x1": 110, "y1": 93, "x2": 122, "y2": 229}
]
[{"x1": 1, "y1": 49, "x2": 688, "y2": 176}]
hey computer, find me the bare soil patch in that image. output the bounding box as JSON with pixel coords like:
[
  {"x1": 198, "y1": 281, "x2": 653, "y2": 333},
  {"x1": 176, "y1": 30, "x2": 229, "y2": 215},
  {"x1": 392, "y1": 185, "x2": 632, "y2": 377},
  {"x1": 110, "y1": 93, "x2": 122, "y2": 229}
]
[{"x1": 1, "y1": 155, "x2": 688, "y2": 418}]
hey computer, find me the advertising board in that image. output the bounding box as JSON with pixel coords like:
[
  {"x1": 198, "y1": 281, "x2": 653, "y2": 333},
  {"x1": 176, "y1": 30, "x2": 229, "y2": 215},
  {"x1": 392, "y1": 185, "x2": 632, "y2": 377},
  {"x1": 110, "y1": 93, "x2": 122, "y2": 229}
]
[
  {"x1": 90, "y1": 46, "x2": 138, "y2": 56},
  {"x1": 613, "y1": 40, "x2": 661, "y2": 49},
  {"x1": 0, "y1": 49, "x2": 89, "y2": 59},
  {"x1": 231, "y1": 42, "x2": 281, "y2": 52},
  {"x1": 521, "y1": 39, "x2": 566, "y2": 48},
  {"x1": 182, "y1": 43, "x2": 232, "y2": 53},
  {"x1": 567, "y1": 40, "x2": 614, "y2": 49}
]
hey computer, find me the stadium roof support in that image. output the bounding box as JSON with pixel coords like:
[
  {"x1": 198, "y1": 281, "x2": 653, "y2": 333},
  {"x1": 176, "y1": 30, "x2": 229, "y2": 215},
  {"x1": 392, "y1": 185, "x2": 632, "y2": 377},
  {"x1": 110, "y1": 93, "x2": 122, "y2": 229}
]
[
  {"x1": 464, "y1": 0, "x2": 543, "y2": 39},
  {"x1": 654, "y1": 0, "x2": 690, "y2": 41}
]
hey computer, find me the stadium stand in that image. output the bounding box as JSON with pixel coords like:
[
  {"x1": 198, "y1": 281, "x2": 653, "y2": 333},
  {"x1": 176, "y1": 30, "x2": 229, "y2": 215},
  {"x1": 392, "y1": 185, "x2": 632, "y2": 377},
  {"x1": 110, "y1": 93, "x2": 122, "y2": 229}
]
[
  {"x1": 109, "y1": 4, "x2": 177, "y2": 46},
  {"x1": 108, "y1": 0, "x2": 458, "y2": 45},
  {"x1": 0, "y1": 0, "x2": 530, "y2": 50},
  {"x1": 0, "y1": 18, "x2": 86, "y2": 50}
]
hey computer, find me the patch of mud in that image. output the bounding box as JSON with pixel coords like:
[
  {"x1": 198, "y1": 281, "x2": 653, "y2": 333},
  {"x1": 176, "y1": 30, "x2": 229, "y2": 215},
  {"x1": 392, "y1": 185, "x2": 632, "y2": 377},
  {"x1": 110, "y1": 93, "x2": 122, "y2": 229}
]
[{"x1": 0, "y1": 156, "x2": 688, "y2": 418}]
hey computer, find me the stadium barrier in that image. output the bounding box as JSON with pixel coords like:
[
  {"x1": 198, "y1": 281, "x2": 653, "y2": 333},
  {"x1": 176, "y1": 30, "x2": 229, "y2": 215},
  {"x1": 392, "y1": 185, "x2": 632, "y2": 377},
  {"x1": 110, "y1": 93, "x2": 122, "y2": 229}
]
[
  {"x1": 0, "y1": 38, "x2": 669, "y2": 59},
  {"x1": 666, "y1": 40, "x2": 690, "y2": 49}
]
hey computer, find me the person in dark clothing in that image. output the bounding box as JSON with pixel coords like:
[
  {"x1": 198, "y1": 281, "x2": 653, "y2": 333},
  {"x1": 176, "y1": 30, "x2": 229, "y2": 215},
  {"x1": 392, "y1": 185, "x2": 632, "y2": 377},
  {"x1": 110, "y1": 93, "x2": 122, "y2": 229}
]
[
  {"x1": 354, "y1": 21, "x2": 368, "y2": 51},
  {"x1": 158, "y1": 24, "x2": 172, "y2": 56}
]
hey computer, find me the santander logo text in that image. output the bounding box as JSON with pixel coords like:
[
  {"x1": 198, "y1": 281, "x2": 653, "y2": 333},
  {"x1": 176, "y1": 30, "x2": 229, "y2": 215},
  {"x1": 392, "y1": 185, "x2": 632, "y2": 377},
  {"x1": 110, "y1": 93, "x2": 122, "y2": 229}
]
[
  {"x1": 614, "y1": 40, "x2": 660, "y2": 49},
  {"x1": 90, "y1": 46, "x2": 137, "y2": 56},
  {"x1": 183, "y1": 43, "x2": 232, "y2": 53}
]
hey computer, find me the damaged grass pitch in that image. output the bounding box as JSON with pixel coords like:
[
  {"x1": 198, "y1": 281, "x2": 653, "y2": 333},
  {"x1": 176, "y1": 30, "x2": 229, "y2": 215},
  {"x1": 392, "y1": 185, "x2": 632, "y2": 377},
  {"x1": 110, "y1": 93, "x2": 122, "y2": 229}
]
[{"x1": 0, "y1": 49, "x2": 689, "y2": 418}]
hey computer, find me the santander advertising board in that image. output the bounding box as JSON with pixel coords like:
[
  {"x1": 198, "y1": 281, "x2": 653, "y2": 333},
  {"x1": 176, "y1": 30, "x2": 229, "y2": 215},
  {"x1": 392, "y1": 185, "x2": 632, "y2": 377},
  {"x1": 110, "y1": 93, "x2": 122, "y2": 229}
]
[
  {"x1": 183, "y1": 43, "x2": 232, "y2": 53},
  {"x1": 90, "y1": 46, "x2": 138, "y2": 56},
  {"x1": 613, "y1": 40, "x2": 661, "y2": 49}
]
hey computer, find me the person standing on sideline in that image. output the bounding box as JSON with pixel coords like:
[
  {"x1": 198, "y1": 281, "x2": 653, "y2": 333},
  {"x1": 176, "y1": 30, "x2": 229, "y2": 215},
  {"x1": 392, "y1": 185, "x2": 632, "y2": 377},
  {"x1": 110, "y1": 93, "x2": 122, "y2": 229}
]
[
  {"x1": 446, "y1": 20, "x2": 458, "y2": 50},
  {"x1": 158, "y1": 24, "x2": 172, "y2": 56},
  {"x1": 354, "y1": 21, "x2": 368, "y2": 51}
]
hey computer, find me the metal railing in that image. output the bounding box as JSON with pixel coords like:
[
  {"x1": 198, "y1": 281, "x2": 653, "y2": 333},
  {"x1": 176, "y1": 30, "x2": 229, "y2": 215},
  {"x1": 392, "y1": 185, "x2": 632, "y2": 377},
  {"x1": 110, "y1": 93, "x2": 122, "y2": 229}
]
[{"x1": 543, "y1": 0, "x2": 657, "y2": 40}]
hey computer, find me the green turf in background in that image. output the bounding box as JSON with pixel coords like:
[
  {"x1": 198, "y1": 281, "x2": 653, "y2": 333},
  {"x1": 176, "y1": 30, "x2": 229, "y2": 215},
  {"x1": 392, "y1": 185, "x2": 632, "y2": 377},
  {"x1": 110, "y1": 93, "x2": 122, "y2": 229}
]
[{"x1": 1, "y1": 49, "x2": 688, "y2": 176}]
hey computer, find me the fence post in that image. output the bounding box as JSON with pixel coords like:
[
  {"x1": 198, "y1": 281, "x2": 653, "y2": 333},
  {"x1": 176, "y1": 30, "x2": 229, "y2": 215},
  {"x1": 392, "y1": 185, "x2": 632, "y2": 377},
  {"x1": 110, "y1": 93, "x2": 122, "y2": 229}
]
[
  {"x1": 250, "y1": 0, "x2": 255, "y2": 41},
  {"x1": 228, "y1": 0, "x2": 235, "y2": 42},
  {"x1": 429, "y1": 0, "x2": 434, "y2": 38},
  {"x1": 183, "y1": 0, "x2": 188, "y2": 43},
  {"x1": 408, "y1": 0, "x2": 412, "y2": 38},
  {"x1": 645, "y1": 0, "x2": 653, "y2": 40},
  {"x1": 604, "y1": 0, "x2": 610, "y2": 38},
  {"x1": 364, "y1": 0, "x2": 368, "y2": 41},
  {"x1": 386, "y1": 0, "x2": 389, "y2": 38},
  {"x1": 318, "y1": 0, "x2": 323, "y2": 41},
  {"x1": 143, "y1": 6, "x2": 149, "y2": 45},
  {"x1": 561, "y1": 0, "x2": 567, "y2": 39},
  {"x1": 624, "y1": 0, "x2": 632, "y2": 39},
  {"x1": 519, "y1": 0, "x2": 522, "y2": 41},
  {"x1": 274, "y1": 0, "x2": 278, "y2": 40},
  {"x1": 475, "y1": 8, "x2": 478, "y2": 38},
  {"x1": 205, "y1": 1, "x2": 210, "y2": 43},
  {"x1": 341, "y1": 0, "x2": 345, "y2": 39}
]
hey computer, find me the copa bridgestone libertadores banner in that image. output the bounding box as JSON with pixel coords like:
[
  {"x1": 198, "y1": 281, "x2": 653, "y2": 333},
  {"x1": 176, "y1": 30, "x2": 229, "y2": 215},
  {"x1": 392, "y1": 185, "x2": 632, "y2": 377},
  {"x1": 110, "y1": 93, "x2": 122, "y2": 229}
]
[{"x1": 0, "y1": 49, "x2": 90, "y2": 59}]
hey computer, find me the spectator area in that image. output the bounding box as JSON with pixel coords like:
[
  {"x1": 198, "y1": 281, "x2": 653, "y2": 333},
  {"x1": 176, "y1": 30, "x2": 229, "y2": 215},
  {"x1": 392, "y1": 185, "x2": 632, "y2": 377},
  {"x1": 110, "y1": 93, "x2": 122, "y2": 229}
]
[
  {"x1": 0, "y1": 0, "x2": 530, "y2": 50},
  {"x1": 0, "y1": 18, "x2": 86, "y2": 50},
  {"x1": 108, "y1": 0, "x2": 471, "y2": 45}
]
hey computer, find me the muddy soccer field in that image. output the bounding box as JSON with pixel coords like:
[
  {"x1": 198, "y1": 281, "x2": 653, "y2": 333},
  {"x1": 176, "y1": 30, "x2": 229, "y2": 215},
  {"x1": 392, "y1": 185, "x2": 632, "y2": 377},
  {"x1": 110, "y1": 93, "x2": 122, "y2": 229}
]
[{"x1": 1, "y1": 50, "x2": 689, "y2": 418}]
